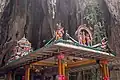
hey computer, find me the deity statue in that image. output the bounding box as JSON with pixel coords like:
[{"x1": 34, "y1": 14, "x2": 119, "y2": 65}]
[
  {"x1": 55, "y1": 23, "x2": 64, "y2": 40},
  {"x1": 86, "y1": 33, "x2": 92, "y2": 46},
  {"x1": 75, "y1": 24, "x2": 92, "y2": 46},
  {"x1": 82, "y1": 31, "x2": 86, "y2": 45},
  {"x1": 78, "y1": 32, "x2": 83, "y2": 45}
]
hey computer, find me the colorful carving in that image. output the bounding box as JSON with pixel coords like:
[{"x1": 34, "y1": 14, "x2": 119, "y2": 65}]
[
  {"x1": 58, "y1": 54, "x2": 65, "y2": 60},
  {"x1": 55, "y1": 23, "x2": 64, "y2": 40},
  {"x1": 8, "y1": 36, "x2": 33, "y2": 63},
  {"x1": 101, "y1": 37, "x2": 107, "y2": 49},
  {"x1": 75, "y1": 24, "x2": 92, "y2": 46}
]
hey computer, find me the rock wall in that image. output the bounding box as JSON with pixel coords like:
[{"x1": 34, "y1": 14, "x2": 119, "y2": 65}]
[{"x1": 99, "y1": 0, "x2": 120, "y2": 56}]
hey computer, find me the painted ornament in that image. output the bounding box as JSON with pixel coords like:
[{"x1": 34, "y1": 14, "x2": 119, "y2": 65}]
[
  {"x1": 75, "y1": 24, "x2": 92, "y2": 46},
  {"x1": 55, "y1": 23, "x2": 64, "y2": 40},
  {"x1": 8, "y1": 36, "x2": 33, "y2": 63},
  {"x1": 101, "y1": 38, "x2": 107, "y2": 49},
  {"x1": 58, "y1": 54, "x2": 65, "y2": 60}
]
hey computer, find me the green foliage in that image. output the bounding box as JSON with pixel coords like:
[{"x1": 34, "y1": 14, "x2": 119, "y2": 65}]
[
  {"x1": 84, "y1": 5, "x2": 98, "y2": 25},
  {"x1": 84, "y1": 4, "x2": 106, "y2": 44},
  {"x1": 93, "y1": 22, "x2": 106, "y2": 44}
]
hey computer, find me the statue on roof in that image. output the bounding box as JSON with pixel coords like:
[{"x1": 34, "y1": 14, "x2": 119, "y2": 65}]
[
  {"x1": 101, "y1": 37, "x2": 107, "y2": 50},
  {"x1": 8, "y1": 36, "x2": 33, "y2": 63},
  {"x1": 75, "y1": 24, "x2": 92, "y2": 46},
  {"x1": 55, "y1": 23, "x2": 64, "y2": 40}
]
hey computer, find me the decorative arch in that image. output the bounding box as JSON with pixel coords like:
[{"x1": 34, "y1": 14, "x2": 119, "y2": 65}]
[{"x1": 75, "y1": 24, "x2": 93, "y2": 46}]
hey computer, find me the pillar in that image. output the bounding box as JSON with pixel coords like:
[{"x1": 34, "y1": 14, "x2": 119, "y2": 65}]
[
  {"x1": 25, "y1": 65, "x2": 30, "y2": 80},
  {"x1": 100, "y1": 60, "x2": 110, "y2": 80},
  {"x1": 13, "y1": 70, "x2": 16, "y2": 80},
  {"x1": 65, "y1": 69, "x2": 69, "y2": 80},
  {"x1": 58, "y1": 54, "x2": 66, "y2": 80},
  {"x1": 61, "y1": 61, "x2": 66, "y2": 76},
  {"x1": 58, "y1": 58, "x2": 62, "y2": 75},
  {"x1": 7, "y1": 71, "x2": 12, "y2": 80}
]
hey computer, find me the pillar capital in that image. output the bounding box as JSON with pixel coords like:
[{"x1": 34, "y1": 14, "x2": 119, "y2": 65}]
[
  {"x1": 100, "y1": 60, "x2": 108, "y2": 64},
  {"x1": 57, "y1": 53, "x2": 65, "y2": 60}
]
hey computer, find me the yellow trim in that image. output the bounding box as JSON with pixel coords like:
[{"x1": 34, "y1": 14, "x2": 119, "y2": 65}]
[
  {"x1": 67, "y1": 60, "x2": 96, "y2": 68},
  {"x1": 31, "y1": 60, "x2": 96, "y2": 68},
  {"x1": 32, "y1": 61, "x2": 56, "y2": 66}
]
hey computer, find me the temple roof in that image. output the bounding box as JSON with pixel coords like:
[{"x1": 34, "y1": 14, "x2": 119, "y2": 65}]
[{"x1": 0, "y1": 39, "x2": 115, "y2": 71}]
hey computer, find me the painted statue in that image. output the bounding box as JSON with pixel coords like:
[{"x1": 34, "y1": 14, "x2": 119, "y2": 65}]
[
  {"x1": 75, "y1": 24, "x2": 92, "y2": 46},
  {"x1": 86, "y1": 33, "x2": 92, "y2": 46},
  {"x1": 8, "y1": 36, "x2": 33, "y2": 63},
  {"x1": 82, "y1": 31, "x2": 86, "y2": 45},
  {"x1": 55, "y1": 23, "x2": 64, "y2": 40},
  {"x1": 101, "y1": 37, "x2": 107, "y2": 49},
  {"x1": 78, "y1": 32, "x2": 83, "y2": 45}
]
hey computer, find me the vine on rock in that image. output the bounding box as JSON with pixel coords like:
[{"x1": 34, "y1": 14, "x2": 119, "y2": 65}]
[{"x1": 84, "y1": 3, "x2": 106, "y2": 45}]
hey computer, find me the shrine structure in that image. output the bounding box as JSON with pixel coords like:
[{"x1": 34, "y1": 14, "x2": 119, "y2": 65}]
[{"x1": 0, "y1": 24, "x2": 116, "y2": 80}]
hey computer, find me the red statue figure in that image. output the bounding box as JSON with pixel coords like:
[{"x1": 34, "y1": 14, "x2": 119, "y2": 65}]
[
  {"x1": 86, "y1": 33, "x2": 91, "y2": 46},
  {"x1": 55, "y1": 23, "x2": 64, "y2": 40}
]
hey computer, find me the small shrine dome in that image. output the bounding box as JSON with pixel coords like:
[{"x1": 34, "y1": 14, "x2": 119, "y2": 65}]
[
  {"x1": 17, "y1": 36, "x2": 31, "y2": 47},
  {"x1": 7, "y1": 36, "x2": 33, "y2": 63}
]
